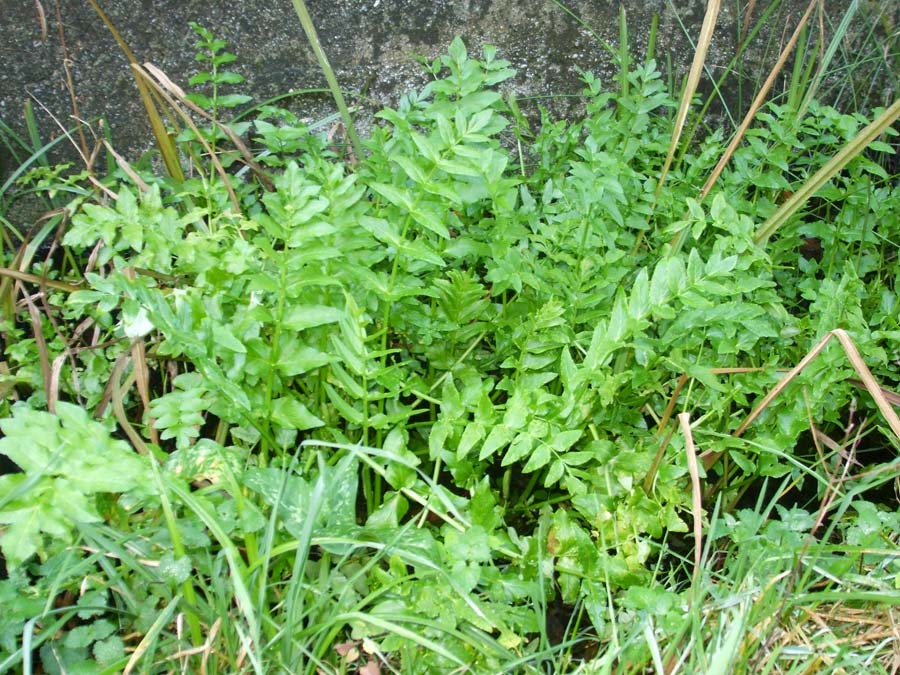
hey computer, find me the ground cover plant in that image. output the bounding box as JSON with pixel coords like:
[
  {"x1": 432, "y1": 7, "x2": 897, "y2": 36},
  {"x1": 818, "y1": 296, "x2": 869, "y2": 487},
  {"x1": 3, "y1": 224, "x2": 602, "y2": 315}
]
[{"x1": 1, "y1": 2, "x2": 900, "y2": 673}]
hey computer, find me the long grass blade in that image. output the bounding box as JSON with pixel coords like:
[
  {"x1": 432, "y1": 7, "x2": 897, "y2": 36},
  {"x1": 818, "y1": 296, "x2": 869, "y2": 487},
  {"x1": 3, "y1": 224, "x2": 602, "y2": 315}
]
[
  {"x1": 755, "y1": 96, "x2": 900, "y2": 244},
  {"x1": 699, "y1": 0, "x2": 819, "y2": 200},
  {"x1": 798, "y1": 0, "x2": 858, "y2": 116},
  {"x1": 85, "y1": 0, "x2": 184, "y2": 181},
  {"x1": 135, "y1": 63, "x2": 241, "y2": 212},
  {"x1": 702, "y1": 329, "x2": 900, "y2": 469},
  {"x1": 289, "y1": 0, "x2": 364, "y2": 162},
  {"x1": 679, "y1": 412, "x2": 704, "y2": 584},
  {"x1": 656, "y1": 0, "x2": 721, "y2": 200}
]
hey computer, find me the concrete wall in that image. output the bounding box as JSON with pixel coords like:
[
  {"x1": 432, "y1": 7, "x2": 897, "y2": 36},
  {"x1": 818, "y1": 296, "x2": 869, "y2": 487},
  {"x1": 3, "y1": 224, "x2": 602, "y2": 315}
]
[{"x1": 0, "y1": 0, "x2": 878, "y2": 185}]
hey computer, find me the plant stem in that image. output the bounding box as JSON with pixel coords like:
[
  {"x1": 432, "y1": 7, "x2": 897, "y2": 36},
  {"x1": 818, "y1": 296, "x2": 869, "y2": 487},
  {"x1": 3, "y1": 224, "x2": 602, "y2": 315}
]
[{"x1": 289, "y1": 0, "x2": 364, "y2": 162}]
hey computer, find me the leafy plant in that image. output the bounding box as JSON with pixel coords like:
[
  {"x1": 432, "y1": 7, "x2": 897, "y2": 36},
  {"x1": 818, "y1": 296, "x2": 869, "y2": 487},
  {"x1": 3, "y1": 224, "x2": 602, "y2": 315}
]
[
  {"x1": 1, "y1": 19, "x2": 899, "y2": 675},
  {"x1": 0, "y1": 402, "x2": 148, "y2": 568}
]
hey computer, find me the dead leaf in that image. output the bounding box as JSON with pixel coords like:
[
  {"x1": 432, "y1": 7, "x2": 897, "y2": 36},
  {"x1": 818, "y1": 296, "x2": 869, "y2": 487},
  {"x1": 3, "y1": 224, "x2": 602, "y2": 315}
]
[{"x1": 359, "y1": 658, "x2": 380, "y2": 675}]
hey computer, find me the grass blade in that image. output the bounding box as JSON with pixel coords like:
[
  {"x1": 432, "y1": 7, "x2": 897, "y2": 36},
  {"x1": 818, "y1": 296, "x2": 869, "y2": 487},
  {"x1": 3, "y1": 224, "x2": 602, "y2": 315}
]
[
  {"x1": 754, "y1": 96, "x2": 900, "y2": 244},
  {"x1": 289, "y1": 0, "x2": 364, "y2": 162},
  {"x1": 699, "y1": 0, "x2": 819, "y2": 200},
  {"x1": 85, "y1": 0, "x2": 184, "y2": 181},
  {"x1": 679, "y1": 412, "x2": 704, "y2": 585},
  {"x1": 656, "y1": 0, "x2": 721, "y2": 200},
  {"x1": 702, "y1": 329, "x2": 900, "y2": 469}
]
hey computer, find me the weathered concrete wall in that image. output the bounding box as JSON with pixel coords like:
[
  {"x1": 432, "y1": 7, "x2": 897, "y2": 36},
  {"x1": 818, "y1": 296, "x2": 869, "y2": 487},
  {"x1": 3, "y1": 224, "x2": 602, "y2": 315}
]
[{"x1": 1, "y1": 0, "x2": 884, "y2": 192}]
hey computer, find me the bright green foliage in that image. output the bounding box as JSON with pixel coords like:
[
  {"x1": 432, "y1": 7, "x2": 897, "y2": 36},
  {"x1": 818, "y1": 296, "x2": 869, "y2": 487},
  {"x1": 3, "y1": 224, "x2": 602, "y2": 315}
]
[
  {"x1": 0, "y1": 402, "x2": 148, "y2": 568},
  {"x1": 186, "y1": 22, "x2": 252, "y2": 112},
  {"x1": 2, "y1": 31, "x2": 899, "y2": 675}
]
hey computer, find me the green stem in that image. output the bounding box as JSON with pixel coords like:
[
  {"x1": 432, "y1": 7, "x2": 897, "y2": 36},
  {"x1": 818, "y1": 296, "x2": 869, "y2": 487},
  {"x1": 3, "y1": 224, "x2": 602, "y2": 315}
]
[
  {"x1": 289, "y1": 0, "x2": 364, "y2": 161},
  {"x1": 262, "y1": 262, "x2": 289, "y2": 468},
  {"x1": 149, "y1": 460, "x2": 203, "y2": 645}
]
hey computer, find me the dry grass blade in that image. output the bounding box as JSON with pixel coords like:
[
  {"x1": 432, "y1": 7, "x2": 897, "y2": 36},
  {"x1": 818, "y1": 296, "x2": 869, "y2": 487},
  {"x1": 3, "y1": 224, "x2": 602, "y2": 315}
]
[
  {"x1": 699, "y1": 0, "x2": 819, "y2": 199},
  {"x1": 849, "y1": 379, "x2": 900, "y2": 407},
  {"x1": 679, "y1": 412, "x2": 704, "y2": 584},
  {"x1": 140, "y1": 65, "x2": 273, "y2": 191},
  {"x1": 135, "y1": 63, "x2": 241, "y2": 213},
  {"x1": 0, "y1": 267, "x2": 81, "y2": 293},
  {"x1": 701, "y1": 329, "x2": 900, "y2": 470},
  {"x1": 85, "y1": 0, "x2": 184, "y2": 181},
  {"x1": 33, "y1": 0, "x2": 47, "y2": 43},
  {"x1": 54, "y1": 0, "x2": 89, "y2": 164},
  {"x1": 830, "y1": 330, "x2": 900, "y2": 440},
  {"x1": 24, "y1": 294, "x2": 52, "y2": 410},
  {"x1": 645, "y1": 367, "x2": 764, "y2": 493},
  {"x1": 739, "y1": 0, "x2": 757, "y2": 45},
  {"x1": 755, "y1": 96, "x2": 900, "y2": 244},
  {"x1": 123, "y1": 267, "x2": 158, "y2": 445},
  {"x1": 656, "y1": 0, "x2": 721, "y2": 200},
  {"x1": 759, "y1": 602, "x2": 900, "y2": 673},
  {"x1": 109, "y1": 352, "x2": 152, "y2": 455},
  {"x1": 103, "y1": 140, "x2": 150, "y2": 192}
]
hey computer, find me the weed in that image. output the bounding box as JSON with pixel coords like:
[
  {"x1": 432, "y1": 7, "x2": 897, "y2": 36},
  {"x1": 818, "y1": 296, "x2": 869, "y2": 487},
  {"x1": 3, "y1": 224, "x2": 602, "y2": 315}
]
[{"x1": 1, "y1": 14, "x2": 898, "y2": 674}]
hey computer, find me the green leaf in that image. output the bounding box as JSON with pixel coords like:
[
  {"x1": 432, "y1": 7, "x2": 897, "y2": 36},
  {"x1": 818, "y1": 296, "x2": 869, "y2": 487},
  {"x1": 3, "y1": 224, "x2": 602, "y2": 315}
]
[
  {"x1": 522, "y1": 442, "x2": 551, "y2": 473},
  {"x1": 544, "y1": 459, "x2": 565, "y2": 487},
  {"x1": 93, "y1": 636, "x2": 126, "y2": 666},
  {"x1": 211, "y1": 321, "x2": 246, "y2": 353},
  {"x1": 324, "y1": 384, "x2": 364, "y2": 425},
  {"x1": 502, "y1": 433, "x2": 533, "y2": 466},
  {"x1": 457, "y1": 422, "x2": 485, "y2": 460},
  {"x1": 370, "y1": 182, "x2": 413, "y2": 210},
  {"x1": 409, "y1": 204, "x2": 451, "y2": 238},
  {"x1": 282, "y1": 305, "x2": 344, "y2": 332},
  {"x1": 277, "y1": 341, "x2": 334, "y2": 376},
  {"x1": 216, "y1": 94, "x2": 252, "y2": 108},
  {"x1": 479, "y1": 424, "x2": 513, "y2": 460},
  {"x1": 270, "y1": 397, "x2": 325, "y2": 430},
  {"x1": 158, "y1": 553, "x2": 193, "y2": 585}
]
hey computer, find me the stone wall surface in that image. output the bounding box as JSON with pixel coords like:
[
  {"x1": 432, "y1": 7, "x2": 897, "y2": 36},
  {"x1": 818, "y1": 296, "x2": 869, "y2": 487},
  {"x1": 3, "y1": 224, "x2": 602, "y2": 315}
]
[{"x1": 1, "y1": 0, "x2": 885, "y2": 193}]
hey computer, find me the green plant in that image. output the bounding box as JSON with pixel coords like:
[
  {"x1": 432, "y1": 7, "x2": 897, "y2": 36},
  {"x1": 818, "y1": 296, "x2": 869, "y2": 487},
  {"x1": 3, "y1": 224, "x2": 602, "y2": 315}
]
[
  {"x1": 0, "y1": 402, "x2": 148, "y2": 569},
  {"x1": 2, "y1": 17, "x2": 899, "y2": 674}
]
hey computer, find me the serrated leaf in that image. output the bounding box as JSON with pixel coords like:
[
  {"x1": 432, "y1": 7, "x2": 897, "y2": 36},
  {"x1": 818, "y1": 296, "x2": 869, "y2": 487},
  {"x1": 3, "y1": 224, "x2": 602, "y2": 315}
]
[
  {"x1": 479, "y1": 424, "x2": 513, "y2": 460},
  {"x1": 277, "y1": 342, "x2": 333, "y2": 376},
  {"x1": 409, "y1": 204, "x2": 450, "y2": 238},
  {"x1": 211, "y1": 322, "x2": 246, "y2": 353},
  {"x1": 216, "y1": 71, "x2": 244, "y2": 85},
  {"x1": 188, "y1": 72, "x2": 212, "y2": 85},
  {"x1": 93, "y1": 636, "x2": 126, "y2": 665},
  {"x1": 216, "y1": 93, "x2": 252, "y2": 108},
  {"x1": 399, "y1": 238, "x2": 445, "y2": 266},
  {"x1": 371, "y1": 182, "x2": 413, "y2": 210},
  {"x1": 457, "y1": 422, "x2": 485, "y2": 461},
  {"x1": 628, "y1": 268, "x2": 650, "y2": 320},
  {"x1": 324, "y1": 383, "x2": 364, "y2": 425},
  {"x1": 544, "y1": 459, "x2": 565, "y2": 487},
  {"x1": 502, "y1": 390, "x2": 530, "y2": 429},
  {"x1": 358, "y1": 215, "x2": 402, "y2": 246},
  {"x1": 549, "y1": 429, "x2": 583, "y2": 453},
  {"x1": 158, "y1": 553, "x2": 193, "y2": 584},
  {"x1": 63, "y1": 619, "x2": 115, "y2": 649},
  {"x1": 429, "y1": 418, "x2": 451, "y2": 461},
  {"x1": 186, "y1": 92, "x2": 212, "y2": 109}
]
